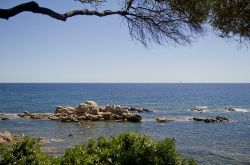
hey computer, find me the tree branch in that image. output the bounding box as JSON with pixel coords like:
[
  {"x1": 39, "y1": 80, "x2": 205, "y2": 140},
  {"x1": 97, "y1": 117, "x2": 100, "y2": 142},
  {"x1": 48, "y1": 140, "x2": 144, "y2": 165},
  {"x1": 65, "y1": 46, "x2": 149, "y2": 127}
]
[{"x1": 0, "y1": 1, "x2": 127, "y2": 21}]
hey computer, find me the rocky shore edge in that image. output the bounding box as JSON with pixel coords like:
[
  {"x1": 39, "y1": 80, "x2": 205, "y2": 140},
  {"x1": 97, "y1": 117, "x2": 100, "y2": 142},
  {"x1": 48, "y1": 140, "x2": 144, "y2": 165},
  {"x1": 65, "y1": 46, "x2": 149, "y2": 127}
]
[{"x1": 0, "y1": 131, "x2": 20, "y2": 144}]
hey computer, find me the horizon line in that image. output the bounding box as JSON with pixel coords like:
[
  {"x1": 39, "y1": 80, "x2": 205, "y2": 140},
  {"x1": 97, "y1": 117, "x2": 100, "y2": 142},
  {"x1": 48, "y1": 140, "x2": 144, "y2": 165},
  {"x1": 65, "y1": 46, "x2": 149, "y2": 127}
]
[{"x1": 0, "y1": 82, "x2": 250, "y2": 84}]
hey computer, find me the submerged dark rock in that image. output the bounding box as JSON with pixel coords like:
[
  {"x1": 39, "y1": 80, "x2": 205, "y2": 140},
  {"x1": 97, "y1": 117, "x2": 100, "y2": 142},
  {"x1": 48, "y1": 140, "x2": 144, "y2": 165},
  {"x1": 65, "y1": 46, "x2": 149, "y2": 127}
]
[
  {"x1": 1, "y1": 117, "x2": 9, "y2": 120},
  {"x1": 225, "y1": 107, "x2": 236, "y2": 112},
  {"x1": 142, "y1": 108, "x2": 154, "y2": 112},
  {"x1": 193, "y1": 116, "x2": 229, "y2": 123},
  {"x1": 190, "y1": 106, "x2": 204, "y2": 112},
  {"x1": 154, "y1": 117, "x2": 168, "y2": 122},
  {"x1": 128, "y1": 107, "x2": 154, "y2": 113},
  {"x1": 127, "y1": 114, "x2": 142, "y2": 122}
]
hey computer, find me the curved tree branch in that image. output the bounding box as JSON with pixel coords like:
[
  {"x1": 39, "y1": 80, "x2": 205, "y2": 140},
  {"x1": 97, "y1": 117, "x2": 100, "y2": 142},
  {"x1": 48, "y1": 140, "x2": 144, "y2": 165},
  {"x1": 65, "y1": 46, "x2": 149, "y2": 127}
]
[
  {"x1": 2, "y1": 1, "x2": 248, "y2": 46},
  {"x1": 0, "y1": 1, "x2": 127, "y2": 21},
  {"x1": 0, "y1": 1, "x2": 207, "y2": 46}
]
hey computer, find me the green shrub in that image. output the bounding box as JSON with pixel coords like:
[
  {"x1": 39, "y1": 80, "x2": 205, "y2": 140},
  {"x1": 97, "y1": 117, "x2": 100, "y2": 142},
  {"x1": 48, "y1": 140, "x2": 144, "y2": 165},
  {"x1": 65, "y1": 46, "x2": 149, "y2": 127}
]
[
  {"x1": 0, "y1": 132, "x2": 196, "y2": 165},
  {"x1": 60, "y1": 132, "x2": 196, "y2": 165},
  {"x1": 0, "y1": 137, "x2": 52, "y2": 165}
]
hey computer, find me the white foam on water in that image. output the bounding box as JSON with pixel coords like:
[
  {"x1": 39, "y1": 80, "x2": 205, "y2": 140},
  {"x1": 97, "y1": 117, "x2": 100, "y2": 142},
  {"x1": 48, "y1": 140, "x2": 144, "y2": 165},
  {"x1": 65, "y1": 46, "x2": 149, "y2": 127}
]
[
  {"x1": 235, "y1": 108, "x2": 249, "y2": 112},
  {"x1": 196, "y1": 106, "x2": 207, "y2": 109},
  {"x1": 0, "y1": 113, "x2": 19, "y2": 119},
  {"x1": 172, "y1": 116, "x2": 193, "y2": 122},
  {"x1": 50, "y1": 138, "x2": 64, "y2": 142}
]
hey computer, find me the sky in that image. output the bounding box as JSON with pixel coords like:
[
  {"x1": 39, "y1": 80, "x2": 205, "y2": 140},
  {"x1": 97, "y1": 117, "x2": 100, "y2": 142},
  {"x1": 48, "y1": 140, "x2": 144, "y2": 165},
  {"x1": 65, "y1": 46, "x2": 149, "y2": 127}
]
[{"x1": 0, "y1": 1, "x2": 250, "y2": 83}]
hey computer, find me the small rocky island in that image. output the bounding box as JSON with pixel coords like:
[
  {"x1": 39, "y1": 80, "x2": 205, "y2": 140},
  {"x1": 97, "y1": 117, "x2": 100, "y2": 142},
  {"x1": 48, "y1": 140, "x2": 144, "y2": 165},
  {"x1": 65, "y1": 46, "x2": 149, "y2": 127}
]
[{"x1": 17, "y1": 101, "x2": 153, "y2": 123}]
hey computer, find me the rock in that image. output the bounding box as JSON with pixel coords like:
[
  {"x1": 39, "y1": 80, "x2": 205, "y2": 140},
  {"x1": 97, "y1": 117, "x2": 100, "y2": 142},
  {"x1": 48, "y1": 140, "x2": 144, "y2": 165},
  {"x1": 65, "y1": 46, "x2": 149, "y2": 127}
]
[
  {"x1": 128, "y1": 107, "x2": 142, "y2": 113},
  {"x1": 127, "y1": 114, "x2": 142, "y2": 122},
  {"x1": 190, "y1": 106, "x2": 204, "y2": 112},
  {"x1": 60, "y1": 117, "x2": 71, "y2": 122},
  {"x1": 0, "y1": 131, "x2": 20, "y2": 144},
  {"x1": 77, "y1": 103, "x2": 99, "y2": 115},
  {"x1": 216, "y1": 116, "x2": 229, "y2": 121},
  {"x1": 84, "y1": 100, "x2": 98, "y2": 107},
  {"x1": 203, "y1": 118, "x2": 216, "y2": 123},
  {"x1": 49, "y1": 115, "x2": 59, "y2": 121},
  {"x1": 102, "y1": 112, "x2": 113, "y2": 120},
  {"x1": 55, "y1": 106, "x2": 76, "y2": 114},
  {"x1": 68, "y1": 133, "x2": 74, "y2": 137},
  {"x1": 142, "y1": 108, "x2": 154, "y2": 112},
  {"x1": 193, "y1": 116, "x2": 229, "y2": 123},
  {"x1": 98, "y1": 106, "x2": 106, "y2": 112},
  {"x1": 155, "y1": 117, "x2": 168, "y2": 122},
  {"x1": 137, "y1": 109, "x2": 144, "y2": 113},
  {"x1": 193, "y1": 117, "x2": 204, "y2": 122},
  {"x1": 37, "y1": 137, "x2": 46, "y2": 143},
  {"x1": 30, "y1": 114, "x2": 49, "y2": 120},
  {"x1": 18, "y1": 111, "x2": 34, "y2": 118},
  {"x1": 60, "y1": 114, "x2": 78, "y2": 122},
  {"x1": 18, "y1": 113, "x2": 27, "y2": 118},
  {"x1": 77, "y1": 115, "x2": 87, "y2": 121},
  {"x1": 225, "y1": 107, "x2": 236, "y2": 112},
  {"x1": 105, "y1": 105, "x2": 129, "y2": 116},
  {"x1": 1, "y1": 117, "x2": 9, "y2": 120},
  {"x1": 24, "y1": 111, "x2": 31, "y2": 115},
  {"x1": 87, "y1": 114, "x2": 99, "y2": 121}
]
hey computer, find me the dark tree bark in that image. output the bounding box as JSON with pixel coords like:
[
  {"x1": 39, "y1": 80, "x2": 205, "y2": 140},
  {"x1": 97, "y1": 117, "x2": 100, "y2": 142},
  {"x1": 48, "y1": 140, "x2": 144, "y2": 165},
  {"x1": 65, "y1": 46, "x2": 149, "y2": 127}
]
[{"x1": 0, "y1": 1, "x2": 127, "y2": 21}]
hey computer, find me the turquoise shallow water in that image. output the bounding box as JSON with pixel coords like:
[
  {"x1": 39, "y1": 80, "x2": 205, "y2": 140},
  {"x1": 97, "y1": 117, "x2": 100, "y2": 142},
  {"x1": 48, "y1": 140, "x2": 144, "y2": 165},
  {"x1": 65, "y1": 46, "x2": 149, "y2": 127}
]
[{"x1": 0, "y1": 83, "x2": 250, "y2": 164}]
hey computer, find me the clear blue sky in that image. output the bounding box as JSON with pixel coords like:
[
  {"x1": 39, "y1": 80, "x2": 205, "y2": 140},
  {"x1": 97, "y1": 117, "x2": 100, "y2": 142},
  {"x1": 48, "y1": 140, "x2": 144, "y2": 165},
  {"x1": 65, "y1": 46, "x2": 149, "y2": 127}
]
[{"x1": 0, "y1": 0, "x2": 249, "y2": 83}]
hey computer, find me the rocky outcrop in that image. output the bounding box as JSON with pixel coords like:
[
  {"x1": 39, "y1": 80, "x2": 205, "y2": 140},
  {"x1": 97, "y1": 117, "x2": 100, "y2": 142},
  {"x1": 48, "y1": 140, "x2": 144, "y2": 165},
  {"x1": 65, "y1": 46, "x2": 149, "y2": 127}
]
[
  {"x1": 142, "y1": 108, "x2": 154, "y2": 112},
  {"x1": 77, "y1": 103, "x2": 99, "y2": 115},
  {"x1": 0, "y1": 131, "x2": 20, "y2": 144},
  {"x1": 128, "y1": 107, "x2": 154, "y2": 113},
  {"x1": 18, "y1": 112, "x2": 52, "y2": 120},
  {"x1": 0, "y1": 113, "x2": 9, "y2": 120},
  {"x1": 55, "y1": 106, "x2": 76, "y2": 114},
  {"x1": 225, "y1": 107, "x2": 236, "y2": 112},
  {"x1": 154, "y1": 117, "x2": 172, "y2": 122},
  {"x1": 154, "y1": 117, "x2": 167, "y2": 122},
  {"x1": 18, "y1": 100, "x2": 143, "y2": 123},
  {"x1": 127, "y1": 114, "x2": 142, "y2": 122},
  {"x1": 193, "y1": 116, "x2": 229, "y2": 123},
  {"x1": 190, "y1": 106, "x2": 204, "y2": 112}
]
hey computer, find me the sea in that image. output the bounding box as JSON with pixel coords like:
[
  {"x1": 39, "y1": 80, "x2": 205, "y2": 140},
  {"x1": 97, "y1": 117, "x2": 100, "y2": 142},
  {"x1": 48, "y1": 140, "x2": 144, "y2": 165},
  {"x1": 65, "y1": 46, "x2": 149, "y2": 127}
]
[{"x1": 0, "y1": 83, "x2": 250, "y2": 165}]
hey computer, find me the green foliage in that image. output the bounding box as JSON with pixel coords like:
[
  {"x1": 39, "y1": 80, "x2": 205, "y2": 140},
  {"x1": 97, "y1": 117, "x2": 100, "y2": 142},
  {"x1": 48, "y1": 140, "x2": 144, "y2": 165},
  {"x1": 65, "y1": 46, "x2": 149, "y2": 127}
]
[
  {"x1": 210, "y1": 0, "x2": 250, "y2": 41},
  {"x1": 168, "y1": 0, "x2": 210, "y2": 28},
  {"x1": 57, "y1": 132, "x2": 196, "y2": 165},
  {"x1": 0, "y1": 137, "x2": 52, "y2": 165},
  {"x1": 0, "y1": 132, "x2": 197, "y2": 165}
]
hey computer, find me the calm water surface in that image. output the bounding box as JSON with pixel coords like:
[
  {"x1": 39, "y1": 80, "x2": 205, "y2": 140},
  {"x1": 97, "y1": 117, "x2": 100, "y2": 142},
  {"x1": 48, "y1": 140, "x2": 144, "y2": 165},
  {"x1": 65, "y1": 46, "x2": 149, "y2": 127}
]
[{"x1": 0, "y1": 83, "x2": 250, "y2": 165}]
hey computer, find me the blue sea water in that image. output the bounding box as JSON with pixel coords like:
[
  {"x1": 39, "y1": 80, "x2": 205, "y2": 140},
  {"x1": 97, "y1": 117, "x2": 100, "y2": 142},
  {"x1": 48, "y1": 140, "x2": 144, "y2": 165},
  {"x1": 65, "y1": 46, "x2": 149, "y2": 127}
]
[{"x1": 0, "y1": 83, "x2": 250, "y2": 164}]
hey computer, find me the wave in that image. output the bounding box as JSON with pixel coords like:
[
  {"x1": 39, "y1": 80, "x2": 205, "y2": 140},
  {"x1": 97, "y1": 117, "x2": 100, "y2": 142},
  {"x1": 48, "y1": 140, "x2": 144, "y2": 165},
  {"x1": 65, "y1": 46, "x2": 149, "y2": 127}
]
[
  {"x1": 0, "y1": 113, "x2": 19, "y2": 119},
  {"x1": 234, "y1": 108, "x2": 249, "y2": 112},
  {"x1": 50, "y1": 138, "x2": 64, "y2": 142},
  {"x1": 196, "y1": 106, "x2": 207, "y2": 109},
  {"x1": 144, "y1": 116, "x2": 193, "y2": 122}
]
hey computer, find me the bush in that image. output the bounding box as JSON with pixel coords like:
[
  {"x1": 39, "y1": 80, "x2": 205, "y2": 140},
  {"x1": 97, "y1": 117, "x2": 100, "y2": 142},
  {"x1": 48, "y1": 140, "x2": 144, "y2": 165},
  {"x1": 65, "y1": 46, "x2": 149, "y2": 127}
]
[
  {"x1": 0, "y1": 137, "x2": 52, "y2": 165},
  {"x1": 0, "y1": 132, "x2": 196, "y2": 165}
]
